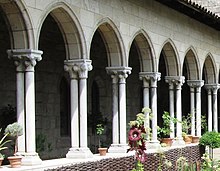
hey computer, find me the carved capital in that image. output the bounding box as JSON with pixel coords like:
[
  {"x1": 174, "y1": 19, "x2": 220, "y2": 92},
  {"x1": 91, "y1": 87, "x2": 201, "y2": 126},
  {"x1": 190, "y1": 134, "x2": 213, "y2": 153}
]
[
  {"x1": 165, "y1": 76, "x2": 185, "y2": 88},
  {"x1": 64, "y1": 59, "x2": 92, "y2": 79},
  {"x1": 187, "y1": 80, "x2": 204, "y2": 88},
  {"x1": 139, "y1": 72, "x2": 161, "y2": 87},
  {"x1": 205, "y1": 83, "x2": 220, "y2": 94},
  {"x1": 106, "y1": 67, "x2": 132, "y2": 84},
  {"x1": 7, "y1": 49, "x2": 42, "y2": 72}
]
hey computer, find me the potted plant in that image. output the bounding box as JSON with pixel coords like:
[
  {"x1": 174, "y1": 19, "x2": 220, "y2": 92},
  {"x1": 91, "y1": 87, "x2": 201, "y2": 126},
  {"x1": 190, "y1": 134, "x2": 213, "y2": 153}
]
[
  {"x1": 199, "y1": 131, "x2": 220, "y2": 159},
  {"x1": 5, "y1": 122, "x2": 23, "y2": 168},
  {"x1": 157, "y1": 111, "x2": 178, "y2": 146},
  {"x1": 0, "y1": 128, "x2": 11, "y2": 166},
  {"x1": 96, "y1": 124, "x2": 107, "y2": 156},
  {"x1": 182, "y1": 114, "x2": 193, "y2": 144},
  {"x1": 192, "y1": 114, "x2": 207, "y2": 143}
]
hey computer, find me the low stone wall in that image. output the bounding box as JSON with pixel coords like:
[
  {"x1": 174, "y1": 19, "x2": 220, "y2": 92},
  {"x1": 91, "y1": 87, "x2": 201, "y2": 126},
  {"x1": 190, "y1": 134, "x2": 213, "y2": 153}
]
[{"x1": 45, "y1": 145, "x2": 202, "y2": 171}]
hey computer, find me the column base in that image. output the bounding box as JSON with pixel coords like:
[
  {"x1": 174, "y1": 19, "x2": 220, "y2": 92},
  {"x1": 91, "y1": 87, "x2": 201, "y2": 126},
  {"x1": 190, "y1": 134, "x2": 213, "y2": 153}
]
[
  {"x1": 108, "y1": 144, "x2": 129, "y2": 153},
  {"x1": 21, "y1": 152, "x2": 42, "y2": 166},
  {"x1": 66, "y1": 147, "x2": 93, "y2": 159},
  {"x1": 172, "y1": 137, "x2": 186, "y2": 147}
]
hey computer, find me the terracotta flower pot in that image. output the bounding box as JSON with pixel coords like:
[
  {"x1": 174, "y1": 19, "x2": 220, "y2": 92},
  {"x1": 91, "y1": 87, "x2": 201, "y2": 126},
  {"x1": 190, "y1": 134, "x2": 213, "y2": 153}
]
[
  {"x1": 0, "y1": 158, "x2": 3, "y2": 166},
  {"x1": 192, "y1": 136, "x2": 200, "y2": 143},
  {"x1": 183, "y1": 135, "x2": 193, "y2": 144},
  {"x1": 98, "y1": 148, "x2": 108, "y2": 156},
  {"x1": 8, "y1": 156, "x2": 22, "y2": 168},
  {"x1": 161, "y1": 138, "x2": 173, "y2": 147}
]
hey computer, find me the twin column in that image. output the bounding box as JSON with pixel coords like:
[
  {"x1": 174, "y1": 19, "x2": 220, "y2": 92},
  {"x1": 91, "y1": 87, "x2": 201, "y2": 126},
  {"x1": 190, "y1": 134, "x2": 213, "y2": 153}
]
[
  {"x1": 7, "y1": 49, "x2": 42, "y2": 165},
  {"x1": 139, "y1": 72, "x2": 161, "y2": 145},
  {"x1": 106, "y1": 67, "x2": 131, "y2": 153},
  {"x1": 165, "y1": 76, "x2": 185, "y2": 144},
  {"x1": 205, "y1": 84, "x2": 220, "y2": 132},
  {"x1": 187, "y1": 80, "x2": 204, "y2": 136},
  {"x1": 64, "y1": 59, "x2": 93, "y2": 158}
]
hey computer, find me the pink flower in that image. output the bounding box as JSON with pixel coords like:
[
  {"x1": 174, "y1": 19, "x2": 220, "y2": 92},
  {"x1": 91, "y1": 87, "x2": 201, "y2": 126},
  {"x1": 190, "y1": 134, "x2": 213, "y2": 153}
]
[
  {"x1": 128, "y1": 128, "x2": 141, "y2": 142},
  {"x1": 136, "y1": 149, "x2": 147, "y2": 163}
]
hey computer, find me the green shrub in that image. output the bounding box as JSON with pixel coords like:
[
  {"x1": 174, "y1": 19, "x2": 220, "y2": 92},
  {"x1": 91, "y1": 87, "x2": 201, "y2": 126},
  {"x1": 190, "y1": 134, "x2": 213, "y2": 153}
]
[{"x1": 199, "y1": 131, "x2": 220, "y2": 149}]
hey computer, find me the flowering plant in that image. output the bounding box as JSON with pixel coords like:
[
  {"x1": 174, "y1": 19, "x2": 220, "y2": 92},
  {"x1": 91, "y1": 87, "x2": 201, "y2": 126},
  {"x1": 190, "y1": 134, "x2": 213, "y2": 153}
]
[
  {"x1": 5, "y1": 122, "x2": 23, "y2": 155},
  {"x1": 128, "y1": 107, "x2": 150, "y2": 171},
  {"x1": 201, "y1": 153, "x2": 220, "y2": 171}
]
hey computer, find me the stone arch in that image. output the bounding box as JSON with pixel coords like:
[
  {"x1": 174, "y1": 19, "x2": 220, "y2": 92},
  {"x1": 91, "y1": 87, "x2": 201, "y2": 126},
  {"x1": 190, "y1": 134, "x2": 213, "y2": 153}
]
[
  {"x1": 91, "y1": 17, "x2": 126, "y2": 66},
  {"x1": 37, "y1": 2, "x2": 86, "y2": 60},
  {"x1": 0, "y1": 0, "x2": 33, "y2": 48},
  {"x1": 129, "y1": 29, "x2": 156, "y2": 72},
  {"x1": 160, "y1": 39, "x2": 180, "y2": 76},
  {"x1": 184, "y1": 46, "x2": 201, "y2": 80},
  {"x1": 203, "y1": 53, "x2": 217, "y2": 83}
]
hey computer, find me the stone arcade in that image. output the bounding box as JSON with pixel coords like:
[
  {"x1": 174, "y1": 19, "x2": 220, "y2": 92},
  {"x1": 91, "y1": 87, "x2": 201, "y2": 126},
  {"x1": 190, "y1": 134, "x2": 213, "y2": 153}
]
[{"x1": 0, "y1": 0, "x2": 220, "y2": 166}]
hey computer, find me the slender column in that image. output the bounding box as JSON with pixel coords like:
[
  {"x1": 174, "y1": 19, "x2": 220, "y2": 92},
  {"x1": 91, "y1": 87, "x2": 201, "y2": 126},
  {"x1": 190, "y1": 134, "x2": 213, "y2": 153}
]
[
  {"x1": 205, "y1": 87, "x2": 212, "y2": 131},
  {"x1": 64, "y1": 59, "x2": 93, "y2": 158},
  {"x1": 187, "y1": 80, "x2": 204, "y2": 136},
  {"x1": 111, "y1": 75, "x2": 119, "y2": 144},
  {"x1": 165, "y1": 76, "x2": 185, "y2": 146},
  {"x1": 64, "y1": 62, "x2": 79, "y2": 149},
  {"x1": 165, "y1": 77, "x2": 175, "y2": 138},
  {"x1": 212, "y1": 85, "x2": 220, "y2": 132},
  {"x1": 196, "y1": 86, "x2": 202, "y2": 136},
  {"x1": 23, "y1": 51, "x2": 42, "y2": 155},
  {"x1": 9, "y1": 49, "x2": 42, "y2": 165},
  {"x1": 174, "y1": 76, "x2": 185, "y2": 140},
  {"x1": 139, "y1": 72, "x2": 150, "y2": 140},
  {"x1": 78, "y1": 60, "x2": 92, "y2": 148},
  {"x1": 150, "y1": 73, "x2": 161, "y2": 143},
  {"x1": 7, "y1": 51, "x2": 26, "y2": 153},
  {"x1": 106, "y1": 67, "x2": 131, "y2": 153},
  {"x1": 190, "y1": 87, "x2": 195, "y2": 135},
  {"x1": 205, "y1": 84, "x2": 220, "y2": 132},
  {"x1": 118, "y1": 69, "x2": 131, "y2": 145}
]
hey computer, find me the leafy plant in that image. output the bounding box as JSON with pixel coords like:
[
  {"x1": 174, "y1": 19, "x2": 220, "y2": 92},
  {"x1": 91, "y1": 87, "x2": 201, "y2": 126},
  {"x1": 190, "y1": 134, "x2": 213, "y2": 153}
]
[
  {"x1": 96, "y1": 124, "x2": 105, "y2": 148},
  {"x1": 128, "y1": 108, "x2": 149, "y2": 171},
  {"x1": 0, "y1": 128, "x2": 11, "y2": 158},
  {"x1": 182, "y1": 114, "x2": 192, "y2": 135},
  {"x1": 36, "y1": 133, "x2": 53, "y2": 155},
  {"x1": 157, "y1": 111, "x2": 178, "y2": 138},
  {"x1": 201, "y1": 153, "x2": 220, "y2": 171},
  {"x1": 176, "y1": 156, "x2": 198, "y2": 171},
  {"x1": 5, "y1": 122, "x2": 23, "y2": 155},
  {"x1": 199, "y1": 131, "x2": 220, "y2": 149}
]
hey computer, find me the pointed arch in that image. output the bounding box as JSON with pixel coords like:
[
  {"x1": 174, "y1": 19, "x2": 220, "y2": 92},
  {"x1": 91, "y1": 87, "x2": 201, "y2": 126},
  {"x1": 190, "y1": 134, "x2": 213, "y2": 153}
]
[
  {"x1": 37, "y1": 2, "x2": 87, "y2": 60},
  {"x1": 129, "y1": 29, "x2": 156, "y2": 72},
  {"x1": 90, "y1": 17, "x2": 126, "y2": 66},
  {"x1": 203, "y1": 53, "x2": 217, "y2": 83},
  {"x1": 183, "y1": 46, "x2": 201, "y2": 80},
  {"x1": 160, "y1": 39, "x2": 180, "y2": 76},
  {"x1": 0, "y1": 0, "x2": 33, "y2": 49}
]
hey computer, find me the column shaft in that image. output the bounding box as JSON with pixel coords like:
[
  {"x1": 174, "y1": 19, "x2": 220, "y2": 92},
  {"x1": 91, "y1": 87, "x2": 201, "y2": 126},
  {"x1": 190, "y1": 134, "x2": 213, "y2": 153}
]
[
  {"x1": 112, "y1": 77, "x2": 119, "y2": 144},
  {"x1": 79, "y1": 78, "x2": 87, "y2": 148},
  {"x1": 17, "y1": 71, "x2": 25, "y2": 152},
  {"x1": 71, "y1": 79, "x2": 79, "y2": 148},
  {"x1": 119, "y1": 77, "x2": 126, "y2": 144},
  {"x1": 196, "y1": 87, "x2": 201, "y2": 136},
  {"x1": 190, "y1": 87, "x2": 195, "y2": 135},
  {"x1": 169, "y1": 84, "x2": 175, "y2": 138},
  {"x1": 207, "y1": 90, "x2": 212, "y2": 131},
  {"x1": 25, "y1": 71, "x2": 36, "y2": 152}
]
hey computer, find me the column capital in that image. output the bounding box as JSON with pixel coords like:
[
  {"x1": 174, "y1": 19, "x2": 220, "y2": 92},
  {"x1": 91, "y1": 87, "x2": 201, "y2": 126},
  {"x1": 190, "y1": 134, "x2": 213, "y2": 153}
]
[
  {"x1": 64, "y1": 59, "x2": 92, "y2": 79},
  {"x1": 165, "y1": 76, "x2": 185, "y2": 87},
  {"x1": 7, "y1": 49, "x2": 42, "y2": 72},
  {"x1": 187, "y1": 80, "x2": 204, "y2": 88},
  {"x1": 139, "y1": 72, "x2": 161, "y2": 82},
  {"x1": 205, "y1": 83, "x2": 220, "y2": 94},
  {"x1": 106, "y1": 67, "x2": 132, "y2": 78}
]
